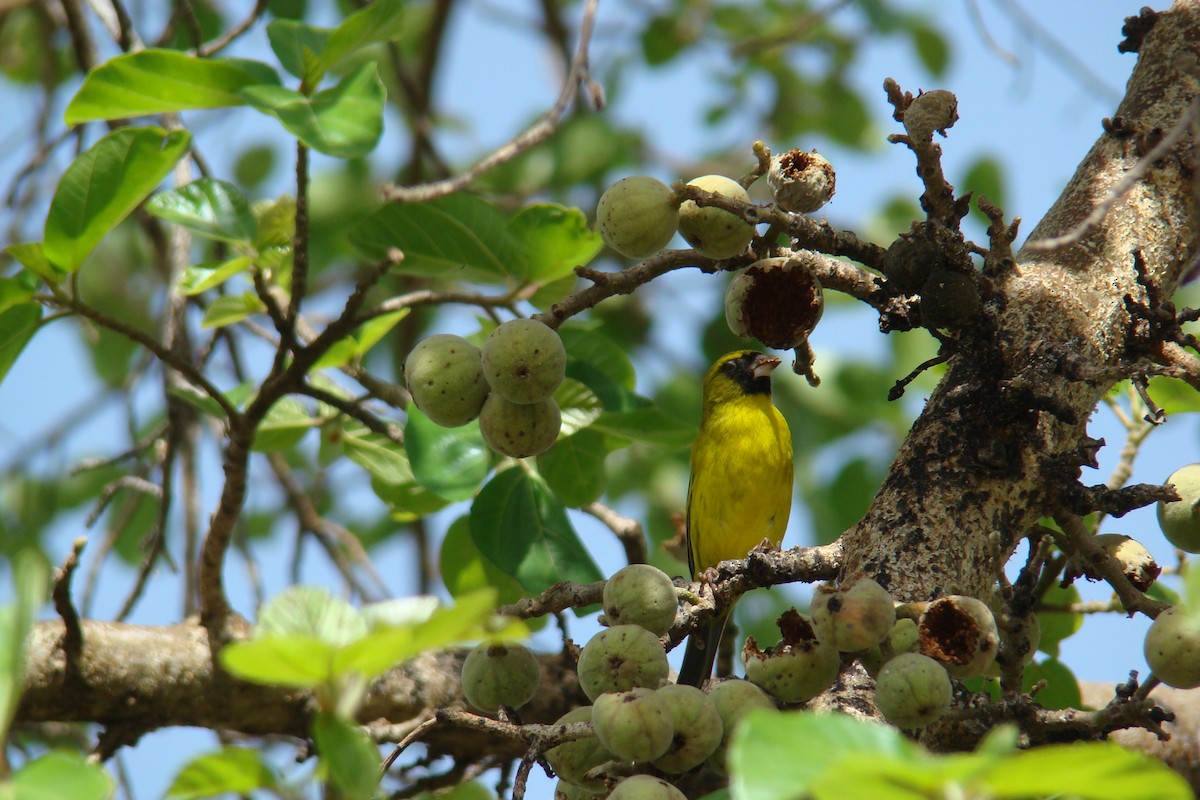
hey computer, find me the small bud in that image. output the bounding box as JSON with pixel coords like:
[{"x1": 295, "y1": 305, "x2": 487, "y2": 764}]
[
  {"x1": 920, "y1": 270, "x2": 980, "y2": 329},
  {"x1": 767, "y1": 149, "x2": 836, "y2": 213}
]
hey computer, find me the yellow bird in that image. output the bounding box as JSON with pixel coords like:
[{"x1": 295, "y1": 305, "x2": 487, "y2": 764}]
[{"x1": 678, "y1": 350, "x2": 794, "y2": 687}]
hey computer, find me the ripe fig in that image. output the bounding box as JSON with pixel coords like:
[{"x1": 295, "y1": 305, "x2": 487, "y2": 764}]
[
  {"x1": 918, "y1": 595, "x2": 998, "y2": 678},
  {"x1": 1158, "y1": 463, "x2": 1200, "y2": 553},
  {"x1": 650, "y1": 684, "x2": 723, "y2": 774},
  {"x1": 403, "y1": 334, "x2": 490, "y2": 427},
  {"x1": 603, "y1": 564, "x2": 679, "y2": 637},
  {"x1": 576, "y1": 624, "x2": 670, "y2": 701},
  {"x1": 460, "y1": 642, "x2": 540, "y2": 713},
  {"x1": 678, "y1": 175, "x2": 755, "y2": 259},
  {"x1": 545, "y1": 706, "x2": 613, "y2": 790},
  {"x1": 608, "y1": 775, "x2": 687, "y2": 800},
  {"x1": 811, "y1": 578, "x2": 896, "y2": 653},
  {"x1": 591, "y1": 688, "x2": 674, "y2": 762},
  {"x1": 478, "y1": 393, "x2": 561, "y2": 458},
  {"x1": 596, "y1": 176, "x2": 679, "y2": 259},
  {"x1": 875, "y1": 652, "x2": 952, "y2": 728},
  {"x1": 481, "y1": 319, "x2": 566, "y2": 404},
  {"x1": 1144, "y1": 606, "x2": 1200, "y2": 689},
  {"x1": 724, "y1": 257, "x2": 824, "y2": 349},
  {"x1": 742, "y1": 610, "x2": 839, "y2": 704},
  {"x1": 767, "y1": 149, "x2": 835, "y2": 213}
]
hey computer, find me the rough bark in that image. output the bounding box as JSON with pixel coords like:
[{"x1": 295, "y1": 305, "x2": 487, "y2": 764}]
[{"x1": 841, "y1": 1, "x2": 1200, "y2": 600}]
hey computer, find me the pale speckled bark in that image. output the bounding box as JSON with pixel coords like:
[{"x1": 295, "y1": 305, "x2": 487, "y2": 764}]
[{"x1": 842, "y1": 1, "x2": 1200, "y2": 600}]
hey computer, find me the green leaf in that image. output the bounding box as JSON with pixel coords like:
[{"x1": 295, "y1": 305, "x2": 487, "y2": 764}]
[
  {"x1": 440, "y1": 516, "x2": 530, "y2": 610},
  {"x1": 265, "y1": 20, "x2": 331, "y2": 82},
  {"x1": 312, "y1": 308, "x2": 410, "y2": 370},
  {"x1": 0, "y1": 276, "x2": 33, "y2": 316},
  {"x1": 343, "y1": 427, "x2": 409, "y2": 485},
  {"x1": 5, "y1": 750, "x2": 114, "y2": 800},
  {"x1": 0, "y1": 550, "x2": 49, "y2": 742},
  {"x1": 507, "y1": 203, "x2": 602, "y2": 282},
  {"x1": 729, "y1": 711, "x2": 916, "y2": 800},
  {"x1": 1146, "y1": 375, "x2": 1200, "y2": 415},
  {"x1": 5, "y1": 242, "x2": 66, "y2": 285},
  {"x1": 147, "y1": 178, "x2": 257, "y2": 243},
  {"x1": 256, "y1": 585, "x2": 367, "y2": 645},
  {"x1": 559, "y1": 323, "x2": 637, "y2": 391},
  {"x1": 179, "y1": 256, "x2": 253, "y2": 296},
  {"x1": 537, "y1": 428, "x2": 607, "y2": 507},
  {"x1": 241, "y1": 61, "x2": 385, "y2": 158},
  {"x1": 0, "y1": 303, "x2": 42, "y2": 386},
  {"x1": 312, "y1": 713, "x2": 380, "y2": 800},
  {"x1": 252, "y1": 397, "x2": 315, "y2": 452},
  {"x1": 313, "y1": 0, "x2": 406, "y2": 82},
  {"x1": 200, "y1": 292, "x2": 266, "y2": 329},
  {"x1": 590, "y1": 407, "x2": 696, "y2": 448},
  {"x1": 64, "y1": 50, "x2": 280, "y2": 123},
  {"x1": 909, "y1": 23, "x2": 950, "y2": 77},
  {"x1": 44, "y1": 127, "x2": 191, "y2": 271},
  {"x1": 1036, "y1": 584, "x2": 1083, "y2": 658},
  {"x1": 555, "y1": 378, "x2": 604, "y2": 438},
  {"x1": 347, "y1": 194, "x2": 522, "y2": 282},
  {"x1": 981, "y1": 741, "x2": 1193, "y2": 799},
  {"x1": 165, "y1": 747, "x2": 278, "y2": 800},
  {"x1": 405, "y1": 407, "x2": 489, "y2": 501},
  {"x1": 335, "y1": 588, "x2": 526, "y2": 679},
  {"x1": 469, "y1": 468, "x2": 604, "y2": 594},
  {"x1": 219, "y1": 634, "x2": 337, "y2": 687},
  {"x1": 1022, "y1": 657, "x2": 1081, "y2": 710}
]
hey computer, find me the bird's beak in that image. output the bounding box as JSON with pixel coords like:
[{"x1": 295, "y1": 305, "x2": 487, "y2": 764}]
[{"x1": 751, "y1": 354, "x2": 782, "y2": 379}]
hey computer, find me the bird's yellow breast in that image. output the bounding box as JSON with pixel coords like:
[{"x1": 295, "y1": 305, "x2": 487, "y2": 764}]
[{"x1": 686, "y1": 393, "x2": 793, "y2": 576}]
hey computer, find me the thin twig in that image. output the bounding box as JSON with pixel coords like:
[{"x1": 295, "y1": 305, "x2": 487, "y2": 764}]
[
  {"x1": 51, "y1": 537, "x2": 87, "y2": 674},
  {"x1": 1025, "y1": 96, "x2": 1200, "y2": 252},
  {"x1": 382, "y1": 0, "x2": 601, "y2": 202},
  {"x1": 582, "y1": 502, "x2": 647, "y2": 565},
  {"x1": 198, "y1": 0, "x2": 269, "y2": 56}
]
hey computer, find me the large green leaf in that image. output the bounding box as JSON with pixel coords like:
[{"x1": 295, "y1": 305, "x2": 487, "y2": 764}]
[
  {"x1": 0, "y1": 550, "x2": 49, "y2": 742},
  {"x1": 469, "y1": 468, "x2": 603, "y2": 594},
  {"x1": 312, "y1": 713, "x2": 379, "y2": 800},
  {"x1": 404, "y1": 407, "x2": 489, "y2": 501},
  {"x1": 4, "y1": 242, "x2": 65, "y2": 285},
  {"x1": 730, "y1": 711, "x2": 915, "y2": 800},
  {"x1": 440, "y1": 516, "x2": 529, "y2": 610},
  {"x1": 64, "y1": 50, "x2": 279, "y2": 123},
  {"x1": 166, "y1": 747, "x2": 278, "y2": 800},
  {"x1": 1036, "y1": 583, "x2": 1083, "y2": 658},
  {"x1": 0, "y1": 303, "x2": 42, "y2": 386},
  {"x1": 43, "y1": 127, "x2": 191, "y2": 271},
  {"x1": 220, "y1": 635, "x2": 338, "y2": 688},
  {"x1": 590, "y1": 407, "x2": 696, "y2": 448},
  {"x1": 240, "y1": 61, "x2": 384, "y2": 158},
  {"x1": 268, "y1": 0, "x2": 406, "y2": 85},
  {"x1": 147, "y1": 178, "x2": 257, "y2": 243},
  {"x1": 981, "y1": 741, "x2": 1192, "y2": 800},
  {"x1": 347, "y1": 194, "x2": 522, "y2": 282},
  {"x1": 4, "y1": 750, "x2": 114, "y2": 800},
  {"x1": 537, "y1": 428, "x2": 607, "y2": 507},
  {"x1": 507, "y1": 203, "x2": 602, "y2": 282}
]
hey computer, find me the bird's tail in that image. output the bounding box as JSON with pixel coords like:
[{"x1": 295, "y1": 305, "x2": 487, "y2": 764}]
[{"x1": 677, "y1": 607, "x2": 733, "y2": 687}]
